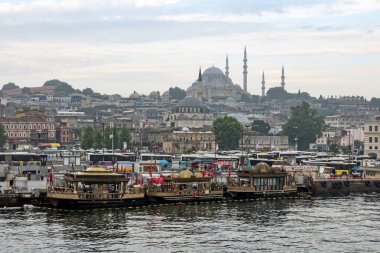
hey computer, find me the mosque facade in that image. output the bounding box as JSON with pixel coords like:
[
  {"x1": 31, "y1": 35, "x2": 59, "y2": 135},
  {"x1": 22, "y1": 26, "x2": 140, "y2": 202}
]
[{"x1": 186, "y1": 48, "x2": 286, "y2": 102}]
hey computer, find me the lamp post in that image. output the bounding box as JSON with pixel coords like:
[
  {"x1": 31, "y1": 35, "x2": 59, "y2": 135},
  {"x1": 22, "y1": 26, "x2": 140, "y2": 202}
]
[
  {"x1": 102, "y1": 122, "x2": 105, "y2": 162},
  {"x1": 293, "y1": 126, "x2": 298, "y2": 151}
]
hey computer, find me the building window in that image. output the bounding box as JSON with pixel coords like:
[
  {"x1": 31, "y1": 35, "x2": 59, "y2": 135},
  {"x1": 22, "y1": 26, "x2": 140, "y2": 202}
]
[
  {"x1": 369, "y1": 137, "x2": 373, "y2": 143},
  {"x1": 376, "y1": 126, "x2": 379, "y2": 131},
  {"x1": 376, "y1": 137, "x2": 379, "y2": 143},
  {"x1": 376, "y1": 146, "x2": 378, "y2": 150},
  {"x1": 369, "y1": 125, "x2": 373, "y2": 131},
  {"x1": 369, "y1": 146, "x2": 373, "y2": 149}
]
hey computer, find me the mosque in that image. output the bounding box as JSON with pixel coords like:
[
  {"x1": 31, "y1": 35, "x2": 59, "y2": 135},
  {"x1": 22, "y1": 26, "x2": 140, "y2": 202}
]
[{"x1": 186, "y1": 47, "x2": 286, "y2": 103}]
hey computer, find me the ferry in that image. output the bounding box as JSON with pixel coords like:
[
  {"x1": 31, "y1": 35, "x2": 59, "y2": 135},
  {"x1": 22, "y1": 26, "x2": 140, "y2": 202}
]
[
  {"x1": 145, "y1": 170, "x2": 224, "y2": 203},
  {"x1": 47, "y1": 167, "x2": 145, "y2": 209}
]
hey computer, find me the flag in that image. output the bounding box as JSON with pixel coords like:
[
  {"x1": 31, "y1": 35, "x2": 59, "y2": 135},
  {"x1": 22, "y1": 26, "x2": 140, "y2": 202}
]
[{"x1": 49, "y1": 164, "x2": 54, "y2": 186}]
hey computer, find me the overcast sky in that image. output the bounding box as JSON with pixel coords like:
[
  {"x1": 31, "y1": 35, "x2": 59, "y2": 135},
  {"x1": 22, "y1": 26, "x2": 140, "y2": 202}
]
[{"x1": 0, "y1": 0, "x2": 379, "y2": 99}]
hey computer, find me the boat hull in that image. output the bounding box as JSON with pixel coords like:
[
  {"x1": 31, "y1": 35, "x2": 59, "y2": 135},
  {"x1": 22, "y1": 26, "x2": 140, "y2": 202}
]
[
  {"x1": 310, "y1": 179, "x2": 380, "y2": 195},
  {"x1": 48, "y1": 193, "x2": 146, "y2": 209},
  {"x1": 147, "y1": 191, "x2": 224, "y2": 203}
]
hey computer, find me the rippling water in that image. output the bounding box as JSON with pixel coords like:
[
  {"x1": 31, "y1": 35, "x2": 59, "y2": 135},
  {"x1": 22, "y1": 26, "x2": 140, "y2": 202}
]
[{"x1": 1, "y1": 193, "x2": 379, "y2": 253}]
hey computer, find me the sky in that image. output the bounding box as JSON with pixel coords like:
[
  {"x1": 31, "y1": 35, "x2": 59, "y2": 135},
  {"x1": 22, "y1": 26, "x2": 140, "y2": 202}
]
[{"x1": 0, "y1": 0, "x2": 380, "y2": 99}]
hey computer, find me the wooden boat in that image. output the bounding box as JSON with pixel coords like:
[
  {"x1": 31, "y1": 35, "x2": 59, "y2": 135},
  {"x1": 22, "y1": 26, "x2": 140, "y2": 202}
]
[
  {"x1": 47, "y1": 167, "x2": 145, "y2": 209},
  {"x1": 146, "y1": 170, "x2": 224, "y2": 203},
  {"x1": 227, "y1": 162, "x2": 298, "y2": 199}
]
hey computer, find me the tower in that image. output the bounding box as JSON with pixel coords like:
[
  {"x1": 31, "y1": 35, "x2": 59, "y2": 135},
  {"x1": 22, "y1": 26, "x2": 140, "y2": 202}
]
[
  {"x1": 261, "y1": 71, "x2": 265, "y2": 97},
  {"x1": 196, "y1": 67, "x2": 203, "y2": 101},
  {"x1": 225, "y1": 54, "x2": 229, "y2": 78},
  {"x1": 243, "y1": 46, "x2": 248, "y2": 93},
  {"x1": 281, "y1": 65, "x2": 285, "y2": 90}
]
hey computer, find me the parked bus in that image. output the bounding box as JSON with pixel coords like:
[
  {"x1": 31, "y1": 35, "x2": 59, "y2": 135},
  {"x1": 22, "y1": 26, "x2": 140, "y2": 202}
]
[
  {"x1": 87, "y1": 152, "x2": 137, "y2": 165},
  {"x1": 139, "y1": 153, "x2": 173, "y2": 167},
  {"x1": 305, "y1": 160, "x2": 358, "y2": 176},
  {"x1": 0, "y1": 152, "x2": 48, "y2": 166}
]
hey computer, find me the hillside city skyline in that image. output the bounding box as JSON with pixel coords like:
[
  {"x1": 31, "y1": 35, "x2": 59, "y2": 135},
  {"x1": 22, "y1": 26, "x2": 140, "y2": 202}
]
[{"x1": 0, "y1": 0, "x2": 379, "y2": 99}]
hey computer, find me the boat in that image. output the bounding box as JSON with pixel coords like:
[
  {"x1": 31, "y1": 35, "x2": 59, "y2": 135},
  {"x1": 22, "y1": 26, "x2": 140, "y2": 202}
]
[
  {"x1": 307, "y1": 167, "x2": 380, "y2": 195},
  {"x1": 146, "y1": 170, "x2": 224, "y2": 203},
  {"x1": 226, "y1": 162, "x2": 298, "y2": 199},
  {"x1": 47, "y1": 167, "x2": 145, "y2": 209}
]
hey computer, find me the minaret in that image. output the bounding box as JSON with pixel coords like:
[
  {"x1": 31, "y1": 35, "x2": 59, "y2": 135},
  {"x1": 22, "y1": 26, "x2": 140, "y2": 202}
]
[
  {"x1": 281, "y1": 65, "x2": 285, "y2": 90},
  {"x1": 198, "y1": 67, "x2": 202, "y2": 82},
  {"x1": 243, "y1": 46, "x2": 248, "y2": 92},
  {"x1": 261, "y1": 71, "x2": 265, "y2": 97},
  {"x1": 225, "y1": 54, "x2": 229, "y2": 78},
  {"x1": 196, "y1": 67, "x2": 203, "y2": 101}
]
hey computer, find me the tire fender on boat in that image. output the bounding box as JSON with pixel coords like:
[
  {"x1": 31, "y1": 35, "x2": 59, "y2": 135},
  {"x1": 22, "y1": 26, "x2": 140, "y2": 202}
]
[
  {"x1": 320, "y1": 181, "x2": 327, "y2": 188},
  {"x1": 375, "y1": 181, "x2": 380, "y2": 188},
  {"x1": 344, "y1": 181, "x2": 350, "y2": 187},
  {"x1": 365, "y1": 181, "x2": 371, "y2": 186}
]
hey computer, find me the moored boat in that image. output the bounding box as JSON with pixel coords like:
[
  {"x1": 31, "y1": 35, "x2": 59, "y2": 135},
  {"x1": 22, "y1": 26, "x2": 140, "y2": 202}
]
[
  {"x1": 146, "y1": 170, "x2": 224, "y2": 203},
  {"x1": 47, "y1": 167, "x2": 145, "y2": 209},
  {"x1": 227, "y1": 162, "x2": 298, "y2": 199}
]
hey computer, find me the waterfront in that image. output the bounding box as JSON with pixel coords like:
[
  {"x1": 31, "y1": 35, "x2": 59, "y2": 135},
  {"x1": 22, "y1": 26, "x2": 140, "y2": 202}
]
[{"x1": 1, "y1": 194, "x2": 379, "y2": 253}]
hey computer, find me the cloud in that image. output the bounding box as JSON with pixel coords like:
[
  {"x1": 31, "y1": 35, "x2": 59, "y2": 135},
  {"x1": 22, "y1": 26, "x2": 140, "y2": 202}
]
[{"x1": 153, "y1": 0, "x2": 380, "y2": 23}]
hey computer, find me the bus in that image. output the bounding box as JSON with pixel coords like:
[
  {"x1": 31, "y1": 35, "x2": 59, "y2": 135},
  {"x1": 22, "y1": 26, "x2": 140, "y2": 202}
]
[
  {"x1": 139, "y1": 153, "x2": 173, "y2": 167},
  {"x1": 179, "y1": 153, "x2": 240, "y2": 169},
  {"x1": 0, "y1": 152, "x2": 48, "y2": 166},
  {"x1": 87, "y1": 152, "x2": 137, "y2": 165},
  {"x1": 305, "y1": 160, "x2": 358, "y2": 176}
]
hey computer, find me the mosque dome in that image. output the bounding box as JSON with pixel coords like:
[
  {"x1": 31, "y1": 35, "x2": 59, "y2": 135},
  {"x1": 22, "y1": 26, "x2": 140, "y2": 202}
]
[
  {"x1": 177, "y1": 96, "x2": 203, "y2": 108},
  {"x1": 129, "y1": 91, "x2": 141, "y2": 100},
  {"x1": 203, "y1": 66, "x2": 225, "y2": 76}
]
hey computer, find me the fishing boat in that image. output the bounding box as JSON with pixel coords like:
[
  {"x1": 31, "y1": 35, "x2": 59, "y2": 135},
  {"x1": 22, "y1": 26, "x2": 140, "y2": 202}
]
[
  {"x1": 47, "y1": 167, "x2": 145, "y2": 209},
  {"x1": 146, "y1": 170, "x2": 224, "y2": 203},
  {"x1": 227, "y1": 162, "x2": 298, "y2": 199}
]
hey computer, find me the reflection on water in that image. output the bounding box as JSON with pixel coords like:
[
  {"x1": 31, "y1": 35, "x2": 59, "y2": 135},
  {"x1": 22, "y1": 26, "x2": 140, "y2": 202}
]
[{"x1": 1, "y1": 193, "x2": 379, "y2": 252}]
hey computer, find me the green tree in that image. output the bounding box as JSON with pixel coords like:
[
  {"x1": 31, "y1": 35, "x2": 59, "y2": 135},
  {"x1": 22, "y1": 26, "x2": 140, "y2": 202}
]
[
  {"x1": 21, "y1": 87, "x2": 32, "y2": 95},
  {"x1": 266, "y1": 87, "x2": 288, "y2": 99},
  {"x1": 252, "y1": 120, "x2": 270, "y2": 134},
  {"x1": 82, "y1": 88, "x2": 94, "y2": 96},
  {"x1": 169, "y1": 87, "x2": 186, "y2": 100},
  {"x1": 81, "y1": 126, "x2": 95, "y2": 149},
  {"x1": 118, "y1": 127, "x2": 131, "y2": 150},
  {"x1": 0, "y1": 123, "x2": 7, "y2": 149},
  {"x1": 93, "y1": 131, "x2": 103, "y2": 149},
  {"x1": 2, "y1": 82, "x2": 19, "y2": 91},
  {"x1": 282, "y1": 102, "x2": 325, "y2": 151},
  {"x1": 43, "y1": 79, "x2": 75, "y2": 97},
  {"x1": 213, "y1": 116, "x2": 243, "y2": 150}
]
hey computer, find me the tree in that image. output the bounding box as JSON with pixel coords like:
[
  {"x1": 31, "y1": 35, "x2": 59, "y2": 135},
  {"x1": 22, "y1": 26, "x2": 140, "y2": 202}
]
[
  {"x1": 282, "y1": 102, "x2": 325, "y2": 151},
  {"x1": 2, "y1": 82, "x2": 19, "y2": 91},
  {"x1": 169, "y1": 87, "x2": 186, "y2": 100},
  {"x1": 93, "y1": 131, "x2": 103, "y2": 149},
  {"x1": 43, "y1": 79, "x2": 75, "y2": 97},
  {"x1": 252, "y1": 120, "x2": 270, "y2": 134},
  {"x1": 213, "y1": 116, "x2": 243, "y2": 150},
  {"x1": 0, "y1": 123, "x2": 7, "y2": 149},
  {"x1": 82, "y1": 88, "x2": 94, "y2": 96},
  {"x1": 118, "y1": 127, "x2": 131, "y2": 150},
  {"x1": 21, "y1": 87, "x2": 32, "y2": 95},
  {"x1": 81, "y1": 126, "x2": 95, "y2": 149}
]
